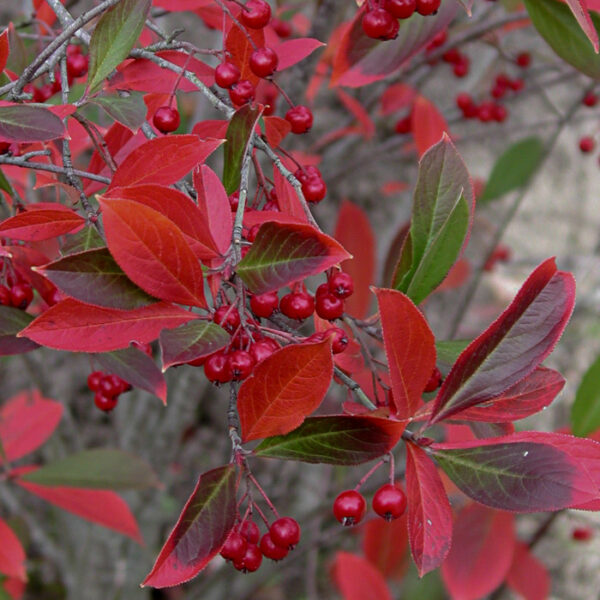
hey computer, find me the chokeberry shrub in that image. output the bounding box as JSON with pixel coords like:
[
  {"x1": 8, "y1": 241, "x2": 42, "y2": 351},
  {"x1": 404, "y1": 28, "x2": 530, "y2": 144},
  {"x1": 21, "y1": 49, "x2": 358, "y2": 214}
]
[{"x1": 0, "y1": 1, "x2": 599, "y2": 599}]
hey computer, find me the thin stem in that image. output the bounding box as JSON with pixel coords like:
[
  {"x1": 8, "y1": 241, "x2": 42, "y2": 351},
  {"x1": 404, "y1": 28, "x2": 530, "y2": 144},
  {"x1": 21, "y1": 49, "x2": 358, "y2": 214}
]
[
  {"x1": 354, "y1": 459, "x2": 385, "y2": 491},
  {"x1": 333, "y1": 366, "x2": 377, "y2": 410}
]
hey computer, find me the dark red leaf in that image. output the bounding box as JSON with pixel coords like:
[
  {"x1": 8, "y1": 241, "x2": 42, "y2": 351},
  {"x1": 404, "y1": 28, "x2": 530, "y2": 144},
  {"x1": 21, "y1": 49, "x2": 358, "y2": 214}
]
[
  {"x1": 506, "y1": 542, "x2": 550, "y2": 600},
  {"x1": 142, "y1": 465, "x2": 237, "y2": 588},
  {"x1": 273, "y1": 38, "x2": 325, "y2": 71},
  {"x1": 333, "y1": 552, "x2": 393, "y2": 600},
  {"x1": 0, "y1": 28, "x2": 8, "y2": 74},
  {"x1": 362, "y1": 515, "x2": 409, "y2": 580},
  {"x1": 0, "y1": 306, "x2": 40, "y2": 356},
  {"x1": 0, "y1": 209, "x2": 84, "y2": 241},
  {"x1": 0, "y1": 518, "x2": 26, "y2": 581}
]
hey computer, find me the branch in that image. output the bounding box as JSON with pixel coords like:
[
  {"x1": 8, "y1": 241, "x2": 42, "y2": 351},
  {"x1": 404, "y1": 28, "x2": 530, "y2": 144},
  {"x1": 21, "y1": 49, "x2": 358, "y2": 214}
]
[{"x1": 0, "y1": 155, "x2": 111, "y2": 184}]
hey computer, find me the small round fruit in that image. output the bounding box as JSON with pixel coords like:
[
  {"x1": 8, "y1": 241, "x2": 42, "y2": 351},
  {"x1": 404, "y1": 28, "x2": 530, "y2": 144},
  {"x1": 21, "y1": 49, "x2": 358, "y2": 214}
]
[
  {"x1": 271, "y1": 18, "x2": 292, "y2": 38},
  {"x1": 302, "y1": 176, "x2": 327, "y2": 203},
  {"x1": 215, "y1": 61, "x2": 241, "y2": 89},
  {"x1": 10, "y1": 282, "x2": 33, "y2": 309},
  {"x1": 279, "y1": 291, "x2": 315, "y2": 320},
  {"x1": 87, "y1": 371, "x2": 104, "y2": 392},
  {"x1": 229, "y1": 191, "x2": 240, "y2": 211},
  {"x1": 515, "y1": 51, "x2": 531, "y2": 68},
  {"x1": 236, "y1": 543, "x2": 262, "y2": 572},
  {"x1": 153, "y1": 106, "x2": 180, "y2": 133},
  {"x1": 94, "y1": 392, "x2": 118, "y2": 412},
  {"x1": 269, "y1": 517, "x2": 301, "y2": 549},
  {"x1": 33, "y1": 84, "x2": 54, "y2": 103},
  {"x1": 583, "y1": 92, "x2": 598, "y2": 107},
  {"x1": 416, "y1": 0, "x2": 441, "y2": 15},
  {"x1": 250, "y1": 291, "x2": 279, "y2": 318},
  {"x1": 240, "y1": 0, "x2": 271, "y2": 29},
  {"x1": 572, "y1": 526, "x2": 594, "y2": 541},
  {"x1": 204, "y1": 351, "x2": 233, "y2": 384},
  {"x1": 316, "y1": 293, "x2": 344, "y2": 321},
  {"x1": 260, "y1": 532, "x2": 289, "y2": 560},
  {"x1": 228, "y1": 349, "x2": 256, "y2": 380},
  {"x1": 326, "y1": 327, "x2": 349, "y2": 354},
  {"x1": 362, "y1": 8, "x2": 397, "y2": 40},
  {"x1": 329, "y1": 272, "x2": 354, "y2": 299},
  {"x1": 579, "y1": 136, "x2": 595, "y2": 153},
  {"x1": 249, "y1": 47, "x2": 279, "y2": 78},
  {"x1": 386, "y1": 0, "x2": 416, "y2": 19},
  {"x1": 66, "y1": 52, "x2": 88, "y2": 78},
  {"x1": 213, "y1": 305, "x2": 241, "y2": 333},
  {"x1": 423, "y1": 366, "x2": 442, "y2": 393},
  {"x1": 250, "y1": 338, "x2": 279, "y2": 363},
  {"x1": 493, "y1": 104, "x2": 508, "y2": 123},
  {"x1": 229, "y1": 80, "x2": 255, "y2": 105},
  {"x1": 456, "y1": 92, "x2": 473, "y2": 111},
  {"x1": 220, "y1": 530, "x2": 248, "y2": 561},
  {"x1": 372, "y1": 483, "x2": 408, "y2": 521},
  {"x1": 285, "y1": 105, "x2": 314, "y2": 134},
  {"x1": 0, "y1": 285, "x2": 12, "y2": 306},
  {"x1": 333, "y1": 490, "x2": 367, "y2": 526},
  {"x1": 240, "y1": 520, "x2": 261, "y2": 544}
]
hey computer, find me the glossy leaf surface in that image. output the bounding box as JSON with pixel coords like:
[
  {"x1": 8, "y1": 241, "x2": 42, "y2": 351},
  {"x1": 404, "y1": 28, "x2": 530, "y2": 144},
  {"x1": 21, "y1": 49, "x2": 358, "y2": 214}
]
[
  {"x1": 0, "y1": 306, "x2": 39, "y2": 355},
  {"x1": 0, "y1": 209, "x2": 84, "y2": 241},
  {"x1": 333, "y1": 552, "x2": 393, "y2": 600},
  {"x1": 142, "y1": 465, "x2": 236, "y2": 588},
  {"x1": 238, "y1": 340, "x2": 333, "y2": 442},
  {"x1": 571, "y1": 353, "x2": 600, "y2": 436},
  {"x1": 0, "y1": 104, "x2": 65, "y2": 142}
]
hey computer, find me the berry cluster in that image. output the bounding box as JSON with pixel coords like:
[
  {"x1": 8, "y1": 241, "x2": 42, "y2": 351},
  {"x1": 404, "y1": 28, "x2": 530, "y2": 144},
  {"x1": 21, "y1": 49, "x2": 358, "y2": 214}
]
[
  {"x1": 333, "y1": 483, "x2": 407, "y2": 526},
  {"x1": 294, "y1": 165, "x2": 327, "y2": 203},
  {"x1": 456, "y1": 93, "x2": 508, "y2": 123},
  {"x1": 220, "y1": 516, "x2": 301, "y2": 572},
  {"x1": 0, "y1": 276, "x2": 34, "y2": 311},
  {"x1": 87, "y1": 370, "x2": 132, "y2": 412},
  {"x1": 442, "y1": 47, "x2": 470, "y2": 78},
  {"x1": 362, "y1": 0, "x2": 442, "y2": 41}
]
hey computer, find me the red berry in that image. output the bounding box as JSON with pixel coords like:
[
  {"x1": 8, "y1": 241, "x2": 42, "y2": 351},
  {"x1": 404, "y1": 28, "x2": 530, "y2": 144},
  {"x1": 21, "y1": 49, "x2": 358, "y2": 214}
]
[
  {"x1": 213, "y1": 305, "x2": 241, "y2": 333},
  {"x1": 66, "y1": 53, "x2": 88, "y2": 78},
  {"x1": 492, "y1": 104, "x2": 508, "y2": 122},
  {"x1": 220, "y1": 530, "x2": 248, "y2": 561},
  {"x1": 10, "y1": 282, "x2": 33, "y2": 309},
  {"x1": 279, "y1": 291, "x2": 314, "y2": 320},
  {"x1": 204, "y1": 351, "x2": 233, "y2": 384},
  {"x1": 215, "y1": 62, "x2": 241, "y2": 89},
  {"x1": 153, "y1": 106, "x2": 180, "y2": 133},
  {"x1": 240, "y1": 0, "x2": 271, "y2": 29},
  {"x1": 325, "y1": 327, "x2": 349, "y2": 354},
  {"x1": 234, "y1": 543, "x2": 262, "y2": 572},
  {"x1": 33, "y1": 84, "x2": 54, "y2": 103},
  {"x1": 229, "y1": 80, "x2": 255, "y2": 106},
  {"x1": 495, "y1": 73, "x2": 510, "y2": 89},
  {"x1": 579, "y1": 136, "x2": 595, "y2": 153},
  {"x1": 394, "y1": 116, "x2": 412, "y2": 134},
  {"x1": 0, "y1": 285, "x2": 12, "y2": 305},
  {"x1": 333, "y1": 490, "x2": 367, "y2": 526},
  {"x1": 94, "y1": 392, "x2": 118, "y2": 412},
  {"x1": 361, "y1": 8, "x2": 397, "y2": 40},
  {"x1": 229, "y1": 191, "x2": 240, "y2": 211},
  {"x1": 477, "y1": 102, "x2": 495, "y2": 122},
  {"x1": 250, "y1": 291, "x2": 279, "y2": 318},
  {"x1": 315, "y1": 282, "x2": 330, "y2": 298},
  {"x1": 453, "y1": 59, "x2": 469, "y2": 78},
  {"x1": 99, "y1": 374, "x2": 124, "y2": 397},
  {"x1": 386, "y1": 0, "x2": 416, "y2": 19},
  {"x1": 316, "y1": 293, "x2": 344, "y2": 321},
  {"x1": 246, "y1": 224, "x2": 260, "y2": 242},
  {"x1": 240, "y1": 520, "x2": 260, "y2": 544},
  {"x1": 509, "y1": 78, "x2": 524, "y2": 92},
  {"x1": 87, "y1": 371, "x2": 105, "y2": 392},
  {"x1": 442, "y1": 48, "x2": 461, "y2": 64},
  {"x1": 66, "y1": 44, "x2": 81, "y2": 56},
  {"x1": 515, "y1": 52, "x2": 531, "y2": 68},
  {"x1": 302, "y1": 176, "x2": 327, "y2": 203},
  {"x1": 269, "y1": 517, "x2": 301, "y2": 548},
  {"x1": 373, "y1": 483, "x2": 407, "y2": 521},
  {"x1": 249, "y1": 338, "x2": 279, "y2": 363},
  {"x1": 416, "y1": 0, "x2": 441, "y2": 15},
  {"x1": 572, "y1": 526, "x2": 594, "y2": 541},
  {"x1": 271, "y1": 18, "x2": 292, "y2": 38},
  {"x1": 583, "y1": 92, "x2": 598, "y2": 107},
  {"x1": 249, "y1": 47, "x2": 278, "y2": 78},
  {"x1": 456, "y1": 92, "x2": 473, "y2": 111},
  {"x1": 260, "y1": 532, "x2": 288, "y2": 560},
  {"x1": 228, "y1": 349, "x2": 256, "y2": 380},
  {"x1": 491, "y1": 84, "x2": 506, "y2": 99},
  {"x1": 423, "y1": 366, "x2": 442, "y2": 393},
  {"x1": 285, "y1": 105, "x2": 314, "y2": 134},
  {"x1": 426, "y1": 29, "x2": 447, "y2": 50},
  {"x1": 329, "y1": 272, "x2": 354, "y2": 299}
]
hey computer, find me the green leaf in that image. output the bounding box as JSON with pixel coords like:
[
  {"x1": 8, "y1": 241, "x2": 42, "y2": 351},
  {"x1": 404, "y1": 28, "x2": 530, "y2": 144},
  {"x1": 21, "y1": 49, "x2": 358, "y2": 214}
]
[
  {"x1": 87, "y1": 0, "x2": 151, "y2": 93},
  {"x1": 0, "y1": 306, "x2": 39, "y2": 355},
  {"x1": 88, "y1": 91, "x2": 146, "y2": 131},
  {"x1": 61, "y1": 227, "x2": 105, "y2": 255},
  {"x1": 0, "y1": 169, "x2": 12, "y2": 196},
  {"x1": 20, "y1": 448, "x2": 161, "y2": 490},
  {"x1": 523, "y1": 0, "x2": 600, "y2": 80},
  {"x1": 254, "y1": 415, "x2": 405, "y2": 464},
  {"x1": 0, "y1": 105, "x2": 64, "y2": 142},
  {"x1": 393, "y1": 135, "x2": 473, "y2": 305},
  {"x1": 480, "y1": 137, "x2": 544, "y2": 204},
  {"x1": 37, "y1": 247, "x2": 157, "y2": 310},
  {"x1": 223, "y1": 104, "x2": 263, "y2": 194},
  {"x1": 236, "y1": 221, "x2": 351, "y2": 294},
  {"x1": 435, "y1": 339, "x2": 470, "y2": 369},
  {"x1": 571, "y1": 353, "x2": 600, "y2": 436}
]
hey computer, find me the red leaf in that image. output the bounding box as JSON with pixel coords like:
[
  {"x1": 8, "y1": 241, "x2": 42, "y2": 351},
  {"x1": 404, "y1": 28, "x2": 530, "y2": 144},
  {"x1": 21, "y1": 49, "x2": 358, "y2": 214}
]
[
  {"x1": 193, "y1": 165, "x2": 233, "y2": 256},
  {"x1": 566, "y1": 0, "x2": 600, "y2": 51},
  {"x1": 430, "y1": 258, "x2": 575, "y2": 424},
  {"x1": 333, "y1": 552, "x2": 393, "y2": 600},
  {"x1": 442, "y1": 503, "x2": 516, "y2": 600},
  {"x1": 506, "y1": 542, "x2": 550, "y2": 600},
  {"x1": 225, "y1": 24, "x2": 265, "y2": 86},
  {"x1": 273, "y1": 166, "x2": 308, "y2": 221},
  {"x1": 380, "y1": 83, "x2": 417, "y2": 115},
  {"x1": 0, "y1": 209, "x2": 84, "y2": 241},
  {"x1": 334, "y1": 201, "x2": 375, "y2": 318},
  {"x1": 0, "y1": 390, "x2": 62, "y2": 463},
  {"x1": 106, "y1": 184, "x2": 219, "y2": 260},
  {"x1": 243, "y1": 210, "x2": 307, "y2": 229},
  {"x1": 263, "y1": 115, "x2": 291, "y2": 148},
  {"x1": 109, "y1": 134, "x2": 223, "y2": 189},
  {"x1": 238, "y1": 340, "x2": 333, "y2": 442},
  {"x1": 15, "y1": 468, "x2": 142, "y2": 543},
  {"x1": 405, "y1": 443, "x2": 453, "y2": 576},
  {"x1": 191, "y1": 119, "x2": 229, "y2": 139},
  {"x1": 98, "y1": 197, "x2": 207, "y2": 307},
  {"x1": 375, "y1": 288, "x2": 436, "y2": 419},
  {"x1": 0, "y1": 28, "x2": 9, "y2": 74},
  {"x1": 336, "y1": 89, "x2": 375, "y2": 140},
  {"x1": 411, "y1": 95, "x2": 450, "y2": 157},
  {"x1": 19, "y1": 298, "x2": 197, "y2": 352},
  {"x1": 362, "y1": 515, "x2": 409, "y2": 580},
  {"x1": 0, "y1": 518, "x2": 26, "y2": 581},
  {"x1": 142, "y1": 465, "x2": 237, "y2": 588},
  {"x1": 273, "y1": 38, "x2": 325, "y2": 71}
]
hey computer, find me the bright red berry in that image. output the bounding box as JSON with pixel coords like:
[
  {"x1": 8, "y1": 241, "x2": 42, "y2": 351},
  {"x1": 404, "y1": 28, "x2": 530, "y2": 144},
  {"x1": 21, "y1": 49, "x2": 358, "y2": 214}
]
[
  {"x1": 333, "y1": 490, "x2": 367, "y2": 526},
  {"x1": 493, "y1": 104, "x2": 508, "y2": 123},
  {"x1": 240, "y1": 520, "x2": 261, "y2": 544},
  {"x1": 66, "y1": 44, "x2": 81, "y2": 56},
  {"x1": 491, "y1": 84, "x2": 506, "y2": 99},
  {"x1": 215, "y1": 61, "x2": 241, "y2": 89},
  {"x1": 302, "y1": 176, "x2": 327, "y2": 203},
  {"x1": 456, "y1": 92, "x2": 473, "y2": 111},
  {"x1": 229, "y1": 191, "x2": 240, "y2": 211},
  {"x1": 250, "y1": 291, "x2": 279, "y2": 318},
  {"x1": 220, "y1": 530, "x2": 248, "y2": 562},
  {"x1": 260, "y1": 532, "x2": 288, "y2": 560},
  {"x1": 33, "y1": 84, "x2": 54, "y2": 103},
  {"x1": 94, "y1": 392, "x2": 118, "y2": 412},
  {"x1": 285, "y1": 105, "x2": 314, "y2": 134},
  {"x1": 316, "y1": 293, "x2": 344, "y2": 321},
  {"x1": 269, "y1": 517, "x2": 301, "y2": 549},
  {"x1": 579, "y1": 136, "x2": 595, "y2": 153},
  {"x1": 416, "y1": 0, "x2": 441, "y2": 15},
  {"x1": 279, "y1": 291, "x2": 315, "y2": 320},
  {"x1": 234, "y1": 543, "x2": 262, "y2": 572},
  {"x1": 229, "y1": 80, "x2": 255, "y2": 106},
  {"x1": 477, "y1": 102, "x2": 495, "y2": 122},
  {"x1": 329, "y1": 272, "x2": 354, "y2": 299},
  {"x1": 583, "y1": 92, "x2": 598, "y2": 107},
  {"x1": 509, "y1": 78, "x2": 524, "y2": 92},
  {"x1": 515, "y1": 52, "x2": 531, "y2": 68},
  {"x1": 0, "y1": 285, "x2": 12, "y2": 305},
  {"x1": 271, "y1": 18, "x2": 292, "y2": 38},
  {"x1": 423, "y1": 366, "x2": 442, "y2": 393},
  {"x1": 572, "y1": 526, "x2": 594, "y2": 541},
  {"x1": 362, "y1": 8, "x2": 397, "y2": 40},
  {"x1": 153, "y1": 106, "x2": 180, "y2": 133},
  {"x1": 240, "y1": 0, "x2": 271, "y2": 29},
  {"x1": 228, "y1": 350, "x2": 256, "y2": 380},
  {"x1": 87, "y1": 371, "x2": 104, "y2": 392},
  {"x1": 249, "y1": 47, "x2": 278, "y2": 78},
  {"x1": 10, "y1": 282, "x2": 33, "y2": 309},
  {"x1": 66, "y1": 52, "x2": 88, "y2": 78},
  {"x1": 213, "y1": 305, "x2": 241, "y2": 333},
  {"x1": 373, "y1": 484, "x2": 408, "y2": 521},
  {"x1": 204, "y1": 351, "x2": 233, "y2": 384},
  {"x1": 325, "y1": 327, "x2": 349, "y2": 354},
  {"x1": 442, "y1": 48, "x2": 461, "y2": 64},
  {"x1": 452, "y1": 58, "x2": 469, "y2": 78},
  {"x1": 250, "y1": 338, "x2": 279, "y2": 363},
  {"x1": 386, "y1": 0, "x2": 416, "y2": 19}
]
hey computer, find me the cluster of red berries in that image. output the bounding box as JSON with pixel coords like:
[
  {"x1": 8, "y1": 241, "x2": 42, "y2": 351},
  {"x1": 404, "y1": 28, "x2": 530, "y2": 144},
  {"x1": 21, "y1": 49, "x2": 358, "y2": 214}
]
[
  {"x1": 442, "y1": 47, "x2": 470, "y2": 78},
  {"x1": 456, "y1": 93, "x2": 508, "y2": 123},
  {"x1": 333, "y1": 483, "x2": 407, "y2": 526},
  {"x1": 362, "y1": 0, "x2": 442, "y2": 41},
  {"x1": 578, "y1": 92, "x2": 598, "y2": 157},
  {"x1": 87, "y1": 370, "x2": 132, "y2": 412},
  {"x1": 294, "y1": 165, "x2": 327, "y2": 203},
  {"x1": 220, "y1": 516, "x2": 300, "y2": 572},
  {"x1": 0, "y1": 275, "x2": 34, "y2": 311}
]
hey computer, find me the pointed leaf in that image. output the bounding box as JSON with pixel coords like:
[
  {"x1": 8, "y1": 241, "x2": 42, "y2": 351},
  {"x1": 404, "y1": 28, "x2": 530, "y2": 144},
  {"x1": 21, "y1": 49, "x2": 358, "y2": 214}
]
[
  {"x1": 87, "y1": 0, "x2": 151, "y2": 92},
  {"x1": 429, "y1": 258, "x2": 575, "y2": 424},
  {"x1": 254, "y1": 415, "x2": 405, "y2": 464},
  {"x1": 441, "y1": 503, "x2": 515, "y2": 600},
  {"x1": 20, "y1": 448, "x2": 160, "y2": 490},
  {"x1": 223, "y1": 104, "x2": 263, "y2": 195},
  {"x1": 37, "y1": 248, "x2": 156, "y2": 310},
  {"x1": 109, "y1": 134, "x2": 223, "y2": 189},
  {"x1": 0, "y1": 306, "x2": 39, "y2": 355},
  {"x1": 98, "y1": 197, "x2": 207, "y2": 307},
  {"x1": 225, "y1": 24, "x2": 265, "y2": 87},
  {"x1": 480, "y1": 137, "x2": 545, "y2": 204},
  {"x1": 263, "y1": 115, "x2": 291, "y2": 148},
  {"x1": 431, "y1": 433, "x2": 599, "y2": 512},
  {"x1": 61, "y1": 226, "x2": 105, "y2": 254},
  {"x1": 94, "y1": 346, "x2": 167, "y2": 403},
  {"x1": 333, "y1": 552, "x2": 393, "y2": 600},
  {"x1": 394, "y1": 135, "x2": 473, "y2": 305},
  {"x1": 411, "y1": 95, "x2": 450, "y2": 157},
  {"x1": 19, "y1": 298, "x2": 197, "y2": 352},
  {"x1": 571, "y1": 353, "x2": 600, "y2": 436},
  {"x1": 362, "y1": 515, "x2": 409, "y2": 580},
  {"x1": 142, "y1": 465, "x2": 237, "y2": 588},
  {"x1": 0, "y1": 105, "x2": 65, "y2": 142},
  {"x1": 375, "y1": 288, "x2": 436, "y2": 419},
  {"x1": 405, "y1": 443, "x2": 453, "y2": 576},
  {"x1": 0, "y1": 209, "x2": 84, "y2": 241},
  {"x1": 273, "y1": 38, "x2": 325, "y2": 71},
  {"x1": 0, "y1": 519, "x2": 26, "y2": 581},
  {"x1": 236, "y1": 221, "x2": 351, "y2": 294},
  {"x1": 89, "y1": 91, "x2": 147, "y2": 132},
  {"x1": 506, "y1": 542, "x2": 550, "y2": 600},
  {"x1": 160, "y1": 321, "x2": 230, "y2": 369},
  {"x1": 238, "y1": 340, "x2": 333, "y2": 442},
  {"x1": 567, "y1": 0, "x2": 600, "y2": 51},
  {"x1": 523, "y1": 0, "x2": 600, "y2": 79},
  {"x1": 0, "y1": 390, "x2": 62, "y2": 464}
]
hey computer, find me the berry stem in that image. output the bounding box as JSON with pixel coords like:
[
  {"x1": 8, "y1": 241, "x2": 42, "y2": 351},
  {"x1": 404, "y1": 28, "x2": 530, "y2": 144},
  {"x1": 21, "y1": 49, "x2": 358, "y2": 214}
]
[
  {"x1": 167, "y1": 49, "x2": 194, "y2": 103},
  {"x1": 248, "y1": 471, "x2": 280, "y2": 518},
  {"x1": 354, "y1": 459, "x2": 385, "y2": 491},
  {"x1": 271, "y1": 79, "x2": 295, "y2": 108},
  {"x1": 388, "y1": 452, "x2": 395, "y2": 485},
  {"x1": 251, "y1": 500, "x2": 271, "y2": 529}
]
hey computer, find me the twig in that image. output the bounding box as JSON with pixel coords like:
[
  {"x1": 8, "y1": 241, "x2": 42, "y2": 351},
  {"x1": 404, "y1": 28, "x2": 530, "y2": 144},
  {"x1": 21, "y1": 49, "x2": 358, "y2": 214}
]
[
  {"x1": 0, "y1": 156, "x2": 111, "y2": 184},
  {"x1": 333, "y1": 366, "x2": 377, "y2": 410}
]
